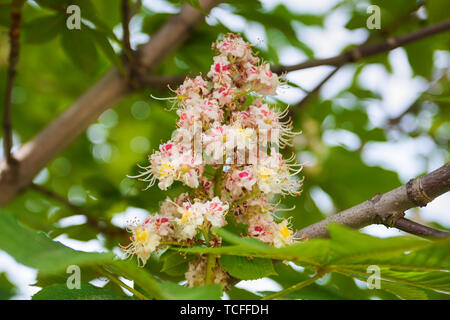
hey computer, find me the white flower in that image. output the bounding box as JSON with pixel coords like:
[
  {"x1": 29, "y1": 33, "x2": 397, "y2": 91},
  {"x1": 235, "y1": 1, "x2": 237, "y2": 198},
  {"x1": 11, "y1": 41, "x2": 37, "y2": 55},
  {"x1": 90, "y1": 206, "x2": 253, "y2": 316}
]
[
  {"x1": 175, "y1": 202, "x2": 205, "y2": 240},
  {"x1": 203, "y1": 197, "x2": 229, "y2": 228}
]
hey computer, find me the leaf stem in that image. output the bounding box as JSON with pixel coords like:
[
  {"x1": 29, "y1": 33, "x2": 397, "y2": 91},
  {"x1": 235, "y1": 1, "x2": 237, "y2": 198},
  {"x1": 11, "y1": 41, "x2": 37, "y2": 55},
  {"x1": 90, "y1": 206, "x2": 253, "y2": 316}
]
[
  {"x1": 204, "y1": 253, "x2": 216, "y2": 285},
  {"x1": 261, "y1": 273, "x2": 322, "y2": 300}
]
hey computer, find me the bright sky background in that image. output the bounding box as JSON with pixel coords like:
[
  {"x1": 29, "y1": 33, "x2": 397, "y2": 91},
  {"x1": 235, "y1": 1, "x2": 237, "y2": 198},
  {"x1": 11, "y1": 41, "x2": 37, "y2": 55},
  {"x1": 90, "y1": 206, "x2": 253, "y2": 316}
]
[{"x1": 1, "y1": 0, "x2": 449, "y2": 299}]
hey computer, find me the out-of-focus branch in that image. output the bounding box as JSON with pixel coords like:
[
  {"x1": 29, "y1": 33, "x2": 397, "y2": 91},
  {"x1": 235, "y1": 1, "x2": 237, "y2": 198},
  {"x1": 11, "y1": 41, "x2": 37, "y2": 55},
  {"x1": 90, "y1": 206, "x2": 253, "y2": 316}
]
[
  {"x1": 144, "y1": 20, "x2": 450, "y2": 89},
  {"x1": 295, "y1": 67, "x2": 340, "y2": 109},
  {"x1": 3, "y1": 0, "x2": 24, "y2": 165},
  {"x1": 274, "y1": 20, "x2": 450, "y2": 74},
  {"x1": 121, "y1": 0, "x2": 132, "y2": 58},
  {"x1": 295, "y1": 162, "x2": 450, "y2": 239}
]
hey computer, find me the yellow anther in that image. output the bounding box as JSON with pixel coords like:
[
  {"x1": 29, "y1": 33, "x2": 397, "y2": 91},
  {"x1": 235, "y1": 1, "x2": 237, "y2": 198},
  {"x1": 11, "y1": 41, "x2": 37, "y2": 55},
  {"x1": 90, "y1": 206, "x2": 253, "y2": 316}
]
[
  {"x1": 136, "y1": 231, "x2": 148, "y2": 242},
  {"x1": 280, "y1": 225, "x2": 291, "y2": 239}
]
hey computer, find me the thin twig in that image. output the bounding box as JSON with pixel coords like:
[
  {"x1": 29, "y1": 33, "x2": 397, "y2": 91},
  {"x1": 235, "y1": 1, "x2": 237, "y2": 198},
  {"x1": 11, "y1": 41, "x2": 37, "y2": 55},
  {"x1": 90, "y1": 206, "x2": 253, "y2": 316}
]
[
  {"x1": 274, "y1": 20, "x2": 450, "y2": 74},
  {"x1": 3, "y1": 0, "x2": 24, "y2": 164},
  {"x1": 144, "y1": 20, "x2": 450, "y2": 89},
  {"x1": 394, "y1": 217, "x2": 450, "y2": 238},
  {"x1": 295, "y1": 67, "x2": 340, "y2": 109},
  {"x1": 121, "y1": 0, "x2": 132, "y2": 59}
]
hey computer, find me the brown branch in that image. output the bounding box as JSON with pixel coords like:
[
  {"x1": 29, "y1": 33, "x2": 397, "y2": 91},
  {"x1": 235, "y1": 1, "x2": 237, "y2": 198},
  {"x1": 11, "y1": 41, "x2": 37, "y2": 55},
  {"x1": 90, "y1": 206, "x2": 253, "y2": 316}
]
[
  {"x1": 121, "y1": 0, "x2": 132, "y2": 58},
  {"x1": 393, "y1": 217, "x2": 450, "y2": 238},
  {"x1": 295, "y1": 66, "x2": 340, "y2": 109},
  {"x1": 3, "y1": 0, "x2": 24, "y2": 165},
  {"x1": 142, "y1": 19, "x2": 450, "y2": 89},
  {"x1": 274, "y1": 20, "x2": 450, "y2": 74},
  {"x1": 295, "y1": 162, "x2": 450, "y2": 239},
  {"x1": 0, "y1": 0, "x2": 223, "y2": 206}
]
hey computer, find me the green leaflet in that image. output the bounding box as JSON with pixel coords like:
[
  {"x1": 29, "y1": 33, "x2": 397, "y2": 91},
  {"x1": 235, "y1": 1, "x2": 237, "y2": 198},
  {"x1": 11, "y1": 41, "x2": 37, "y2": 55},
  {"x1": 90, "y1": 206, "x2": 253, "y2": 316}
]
[
  {"x1": 0, "y1": 210, "x2": 114, "y2": 275},
  {"x1": 0, "y1": 273, "x2": 16, "y2": 300},
  {"x1": 219, "y1": 256, "x2": 277, "y2": 280},
  {"x1": 161, "y1": 252, "x2": 190, "y2": 276},
  {"x1": 32, "y1": 282, "x2": 131, "y2": 300},
  {"x1": 110, "y1": 260, "x2": 223, "y2": 300},
  {"x1": 176, "y1": 224, "x2": 450, "y2": 298},
  {"x1": 158, "y1": 282, "x2": 222, "y2": 300}
]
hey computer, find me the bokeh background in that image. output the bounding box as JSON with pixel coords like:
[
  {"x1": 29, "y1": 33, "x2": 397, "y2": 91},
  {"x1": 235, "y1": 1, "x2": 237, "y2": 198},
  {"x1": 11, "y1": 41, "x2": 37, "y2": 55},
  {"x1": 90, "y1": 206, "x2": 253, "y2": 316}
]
[{"x1": 0, "y1": 0, "x2": 449, "y2": 299}]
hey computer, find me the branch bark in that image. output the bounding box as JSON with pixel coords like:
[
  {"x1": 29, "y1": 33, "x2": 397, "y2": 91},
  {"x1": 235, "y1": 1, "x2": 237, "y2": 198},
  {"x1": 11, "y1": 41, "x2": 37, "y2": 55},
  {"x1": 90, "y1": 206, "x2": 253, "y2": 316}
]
[
  {"x1": 2, "y1": 0, "x2": 24, "y2": 165},
  {"x1": 143, "y1": 19, "x2": 450, "y2": 88},
  {"x1": 295, "y1": 162, "x2": 450, "y2": 239},
  {"x1": 0, "y1": 0, "x2": 223, "y2": 206}
]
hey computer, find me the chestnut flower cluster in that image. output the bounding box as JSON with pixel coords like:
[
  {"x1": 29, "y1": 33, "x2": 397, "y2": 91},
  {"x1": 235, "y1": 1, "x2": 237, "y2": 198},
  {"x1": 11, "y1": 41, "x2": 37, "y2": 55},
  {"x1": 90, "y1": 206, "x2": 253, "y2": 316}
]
[{"x1": 123, "y1": 34, "x2": 303, "y2": 288}]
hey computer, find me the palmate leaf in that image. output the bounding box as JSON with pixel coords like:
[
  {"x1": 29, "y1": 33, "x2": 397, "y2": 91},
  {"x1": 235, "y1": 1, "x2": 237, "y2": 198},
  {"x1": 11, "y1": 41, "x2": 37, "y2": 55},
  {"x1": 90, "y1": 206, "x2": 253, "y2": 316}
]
[
  {"x1": 176, "y1": 224, "x2": 450, "y2": 298},
  {"x1": 32, "y1": 282, "x2": 132, "y2": 300},
  {"x1": 219, "y1": 256, "x2": 277, "y2": 280},
  {"x1": 0, "y1": 210, "x2": 113, "y2": 275},
  {"x1": 110, "y1": 260, "x2": 223, "y2": 300}
]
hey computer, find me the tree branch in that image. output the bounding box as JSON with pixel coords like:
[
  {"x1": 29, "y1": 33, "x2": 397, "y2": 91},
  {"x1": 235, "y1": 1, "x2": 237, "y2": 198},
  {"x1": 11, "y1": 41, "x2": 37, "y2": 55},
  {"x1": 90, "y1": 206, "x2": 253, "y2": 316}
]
[
  {"x1": 295, "y1": 66, "x2": 340, "y2": 109},
  {"x1": 295, "y1": 162, "x2": 450, "y2": 239},
  {"x1": 121, "y1": 0, "x2": 132, "y2": 57},
  {"x1": 393, "y1": 217, "x2": 450, "y2": 238},
  {"x1": 2, "y1": 0, "x2": 24, "y2": 165},
  {"x1": 142, "y1": 19, "x2": 450, "y2": 88},
  {"x1": 274, "y1": 19, "x2": 450, "y2": 74},
  {"x1": 0, "y1": 0, "x2": 223, "y2": 206}
]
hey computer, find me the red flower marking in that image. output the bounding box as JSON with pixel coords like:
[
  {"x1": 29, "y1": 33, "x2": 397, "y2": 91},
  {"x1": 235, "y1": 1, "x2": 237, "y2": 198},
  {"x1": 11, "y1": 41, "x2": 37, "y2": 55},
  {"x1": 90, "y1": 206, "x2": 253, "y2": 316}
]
[{"x1": 239, "y1": 172, "x2": 249, "y2": 178}]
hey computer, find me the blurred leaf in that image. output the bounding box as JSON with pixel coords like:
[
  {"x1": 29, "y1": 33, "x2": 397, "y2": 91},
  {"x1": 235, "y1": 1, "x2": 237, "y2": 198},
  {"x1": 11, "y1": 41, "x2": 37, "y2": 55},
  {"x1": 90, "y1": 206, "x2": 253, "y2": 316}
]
[
  {"x1": 219, "y1": 255, "x2": 276, "y2": 280},
  {"x1": 23, "y1": 14, "x2": 65, "y2": 44},
  {"x1": 61, "y1": 29, "x2": 99, "y2": 73},
  {"x1": 0, "y1": 273, "x2": 16, "y2": 300},
  {"x1": 0, "y1": 210, "x2": 114, "y2": 275},
  {"x1": 32, "y1": 282, "x2": 130, "y2": 300},
  {"x1": 161, "y1": 252, "x2": 190, "y2": 276}
]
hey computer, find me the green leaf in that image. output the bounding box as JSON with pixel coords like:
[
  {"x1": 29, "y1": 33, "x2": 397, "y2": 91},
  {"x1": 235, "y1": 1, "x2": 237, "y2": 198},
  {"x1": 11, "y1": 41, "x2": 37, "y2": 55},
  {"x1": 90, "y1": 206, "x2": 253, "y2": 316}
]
[
  {"x1": 226, "y1": 286, "x2": 261, "y2": 300},
  {"x1": 426, "y1": 0, "x2": 450, "y2": 24},
  {"x1": 184, "y1": 0, "x2": 207, "y2": 15},
  {"x1": 0, "y1": 210, "x2": 114, "y2": 275},
  {"x1": 0, "y1": 273, "x2": 16, "y2": 300},
  {"x1": 219, "y1": 255, "x2": 276, "y2": 280},
  {"x1": 159, "y1": 281, "x2": 222, "y2": 300},
  {"x1": 61, "y1": 29, "x2": 99, "y2": 73},
  {"x1": 85, "y1": 26, "x2": 123, "y2": 72},
  {"x1": 23, "y1": 14, "x2": 66, "y2": 44},
  {"x1": 161, "y1": 253, "x2": 189, "y2": 276},
  {"x1": 32, "y1": 282, "x2": 131, "y2": 300}
]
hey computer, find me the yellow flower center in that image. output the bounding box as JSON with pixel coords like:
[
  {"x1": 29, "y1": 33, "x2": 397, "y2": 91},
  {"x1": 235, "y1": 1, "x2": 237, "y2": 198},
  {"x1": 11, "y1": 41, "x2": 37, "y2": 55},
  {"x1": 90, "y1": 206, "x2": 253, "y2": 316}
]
[
  {"x1": 180, "y1": 209, "x2": 193, "y2": 224},
  {"x1": 280, "y1": 225, "x2": 291, "y2": 239},
  {"x1": 159, "y1": 163, "x2": 173, "y2": 177},
  {"x1": 136, "y1": 231, "x2": 148, "y2": 242},
  {"x1": 258, "y1": 167, "x2": 273, "y2": 180},
  {"x1": 180, "y1": 164, "x2": 190, "y2": 174}
]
